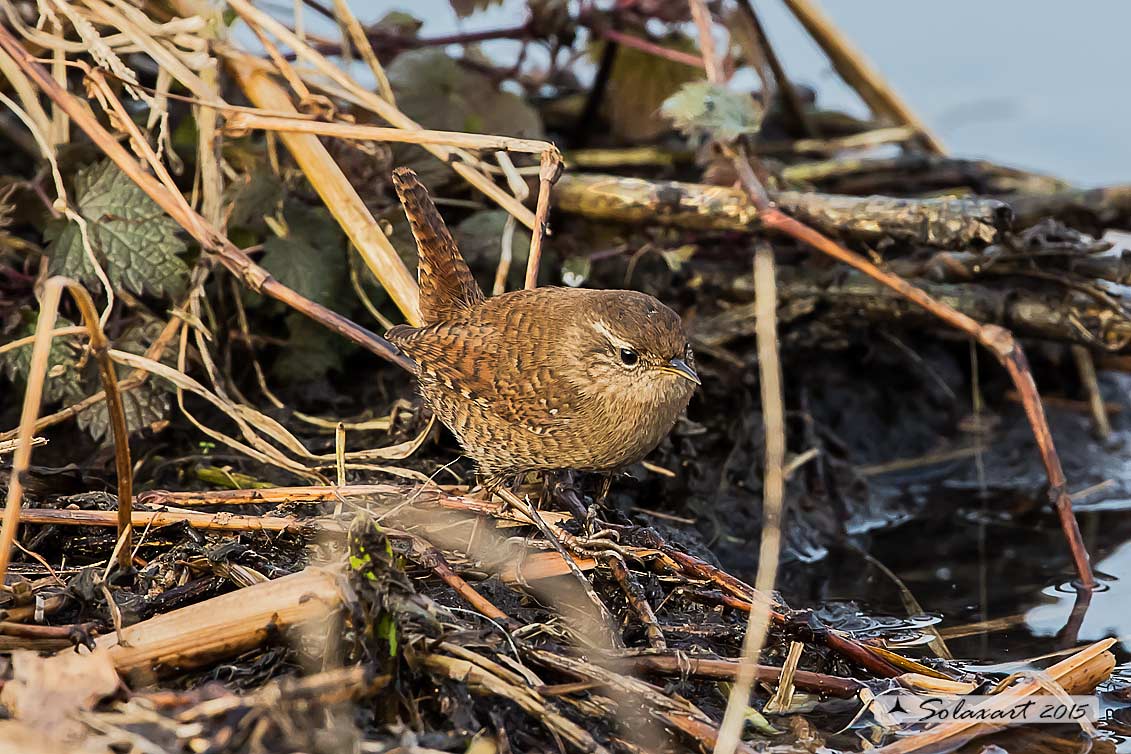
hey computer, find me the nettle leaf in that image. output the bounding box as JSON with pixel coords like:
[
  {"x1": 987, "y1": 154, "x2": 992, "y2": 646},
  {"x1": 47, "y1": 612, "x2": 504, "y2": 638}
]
[
  {"x1": 47, "y1": 160, "x2": 188, "y2": 298},
  {"x1": 597, "y1": 35, "x2": 705, "y2": 141},
  {"x1": 389, "y1": 49, "x2": 543, "y2": 138},
  {"x1": 661, "y1": 81, "x2": 763, "y2": 142},
  {"x1": 388, "y1": 50, "x2": 542, "y2": 188},
  {"x1": 78, "y1": 382, "x2": 170, "y2": 442},
  {"x1": 0, "y1": 314, "x2": 85, "y2": 404},
  {"x1": 225, "y1": 168, "x2": 283, "y2": 231},
  {"x1": 454, "y1": 210, "x2": 531, "y2": 291},
  {"x1": 76, "y1": 319, "x2": 173, "y2": 441},
  {"x1": 260, "y1": 202, "x2": 348, "y2": 308},
  {"x1": 455, "y1": 210, "x2": 531, "y2": 266},
  {"x1": 271, "y1": 312, "x2": 351, "y2": 384}
]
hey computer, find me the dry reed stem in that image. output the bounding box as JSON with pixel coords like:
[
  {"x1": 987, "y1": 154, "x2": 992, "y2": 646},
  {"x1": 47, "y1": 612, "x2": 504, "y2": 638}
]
[
  {"x1": 96, "y1": 566, "x2": 342, "y2": 675},
  {"x1": 224, "y1": 111, "x2": 553, "y2": 154},
  {"x1": 0, "y1": 277, "x2": 133, "y2": 586},
  {"x1": 0, "y1": 25, "x2": 415, "y2": 372},
  {"x1": 714, "y1": 244, "x2": 785, "y2": 754},
  {"x1": 328, "y1": 0, "x2": 394, "y2": 103},
  {"x1": 16, "y1": 507, "x2": 314, "y2": 533},
  {"x1": 229, "y1": 66, "x2": 421, "y2": 324},
  {"x1": 219, "y1": 0, "x2": 539, "y2": 229},
  {"x1": 779, "y1": 0, "x2": 945, "y2": 154}
]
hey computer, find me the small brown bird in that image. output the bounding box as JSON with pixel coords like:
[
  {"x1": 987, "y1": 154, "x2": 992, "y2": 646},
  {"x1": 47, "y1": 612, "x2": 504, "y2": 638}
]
[{"x1": 387, "y1": 168, "x2": 698, "y2": 486}]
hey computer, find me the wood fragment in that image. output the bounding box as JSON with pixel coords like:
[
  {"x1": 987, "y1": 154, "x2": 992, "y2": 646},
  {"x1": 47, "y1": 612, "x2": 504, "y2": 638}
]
[
  {"x1": 96, "y1": 566, "x2": 342, "y2": 676},
  {"x1": 622, "y1": 654, "x2": 862, "y2": 698},
  {"x1": 555, "y1": 173, "x2": 1010, "y2": 248}
]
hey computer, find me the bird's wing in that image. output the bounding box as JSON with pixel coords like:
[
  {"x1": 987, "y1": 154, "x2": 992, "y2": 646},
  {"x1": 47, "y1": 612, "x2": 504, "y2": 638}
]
[
  {"x1": 392, "y1": 168, "x2": 484, "y2": 325},
  {"x1": 387, "y1": 318, "x2": 581, "y2": 431}
]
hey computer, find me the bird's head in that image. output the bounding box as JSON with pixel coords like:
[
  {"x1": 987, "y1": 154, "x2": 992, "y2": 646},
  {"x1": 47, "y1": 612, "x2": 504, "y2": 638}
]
[{"x1": 572, "y1": 290, "x2": 699, "y2": 407}]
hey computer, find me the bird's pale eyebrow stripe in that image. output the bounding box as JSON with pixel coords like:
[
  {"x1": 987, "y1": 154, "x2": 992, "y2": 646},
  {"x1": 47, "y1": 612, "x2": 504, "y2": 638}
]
[{"x1": 591, "y1": 320, "x2": 633, "y2": 350}]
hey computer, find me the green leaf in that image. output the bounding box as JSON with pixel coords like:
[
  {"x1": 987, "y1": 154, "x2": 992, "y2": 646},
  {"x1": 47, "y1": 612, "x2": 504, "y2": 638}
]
[
  {"x1": 259, "y1": 202, "x2": 348, "y2": 308},
  {"x1": 225, "y1": 168, "x2": 283, "y2": 231},
  {"x1": 78, "y1": 382, "x2": 170, "y2": 442},
  {"x1": 270, "y1": 312, "x2": 352, "y2": 384},
  {"x1": 375, "y1": 11, "x2": 422, "y2": 36},
  {"x1": 77, "y1": 319, "x2": 172, "y2": 441},
  {"x1": 597, "y1": 35, "x2": 706, "y2": 141},
  {"x1": 0, "y1": 314, "x2": 85, "y2": 404},
  {"x1": 661, "y1": 81, "x2": 763, "y2": 142},
  {"x1": 455, "y1": 210, "x2": 530, "y2": 265},
  {"x1": 46, "y1": 160, "x2": 188, "y2": 298},
  {"x1": 389, "y1": 49, "x2": 543, "y2": 139},
  {"x1": 561, "y1": 255, "x2": 591, "y2": 287}
]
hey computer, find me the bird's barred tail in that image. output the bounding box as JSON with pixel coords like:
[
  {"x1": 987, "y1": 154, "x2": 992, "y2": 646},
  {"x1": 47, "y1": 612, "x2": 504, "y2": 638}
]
[{"x1": 392, "y1": 167, "x2": 484, "y2": 325}]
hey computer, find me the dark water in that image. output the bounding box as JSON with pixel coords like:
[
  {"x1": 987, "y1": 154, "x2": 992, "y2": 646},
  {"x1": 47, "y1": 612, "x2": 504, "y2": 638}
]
[{"x1": 783, "y1": 376, "x2": 1131, "y2": 750}]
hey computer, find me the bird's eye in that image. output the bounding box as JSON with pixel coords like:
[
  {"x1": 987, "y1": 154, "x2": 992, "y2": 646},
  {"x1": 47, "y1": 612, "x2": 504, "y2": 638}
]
[{"x1": 619, "y1": 348, "x2": 639, "y2": 367}]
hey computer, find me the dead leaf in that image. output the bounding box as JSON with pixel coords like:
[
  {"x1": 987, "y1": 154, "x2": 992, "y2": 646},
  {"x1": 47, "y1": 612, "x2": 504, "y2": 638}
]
[{"x1": 0, "y1": 648, "x2": 119, "y2": 748}]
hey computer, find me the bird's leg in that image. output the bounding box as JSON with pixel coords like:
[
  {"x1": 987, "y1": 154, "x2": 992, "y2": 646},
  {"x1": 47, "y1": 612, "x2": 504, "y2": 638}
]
[
  {"x1": 581, "y1": 473, "x2": 618, "y2": 533},
  {"x1": 551, "y1": 470, "x2": 591, "y2": 524},
  {"x1": 596, "y1": 473, "x2": 613, "y2": 507}
]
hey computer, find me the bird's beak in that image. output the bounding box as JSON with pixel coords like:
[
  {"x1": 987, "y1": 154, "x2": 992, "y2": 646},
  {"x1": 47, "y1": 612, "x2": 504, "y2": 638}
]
[{"x1": 662, "y1": 357, "x2": 701, "y2": 385}]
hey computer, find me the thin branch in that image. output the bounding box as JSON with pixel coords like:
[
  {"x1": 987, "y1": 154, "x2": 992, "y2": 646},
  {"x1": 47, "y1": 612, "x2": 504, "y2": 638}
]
[
  {"x1": 688, "y1": 0, "x2": 725, "y2": 82},
  {"x1": 714, "y1": 244, "x2": 785, "y2": 754},
  {"x1": 524, "y1": 149, "x2": 563, "y2": 289},
  {"x1": 0, "y1": 277, "x2": 134, "y2": 585},
  {"x1": 594, "y1": 28, "x2": 704, "y2": 69},
  {"x1": 731, "y1": 0, "x2": 815, "y2": 137}
]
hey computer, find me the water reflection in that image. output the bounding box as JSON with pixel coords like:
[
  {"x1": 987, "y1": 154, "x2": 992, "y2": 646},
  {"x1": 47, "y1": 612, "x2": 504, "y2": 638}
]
[{"x1": 1028, "y1": 542, "x2": 1129, "y2": 651}]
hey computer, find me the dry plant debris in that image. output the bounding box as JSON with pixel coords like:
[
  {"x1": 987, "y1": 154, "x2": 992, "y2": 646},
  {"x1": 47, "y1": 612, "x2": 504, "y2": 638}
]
[{"x1": 0, "y1": 0, "x2": 1127, "y2": 752}]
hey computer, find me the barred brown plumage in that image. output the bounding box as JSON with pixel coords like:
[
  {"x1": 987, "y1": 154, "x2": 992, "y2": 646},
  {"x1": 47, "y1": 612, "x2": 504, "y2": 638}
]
[{"x1": 387, "y1": 167, "x2": 698, "y2": 485}]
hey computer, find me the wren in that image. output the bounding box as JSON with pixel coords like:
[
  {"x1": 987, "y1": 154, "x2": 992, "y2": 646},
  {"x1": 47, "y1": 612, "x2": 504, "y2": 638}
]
[{"x1": 387, "y1": 168, "x2": 699, "y2": 486}]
